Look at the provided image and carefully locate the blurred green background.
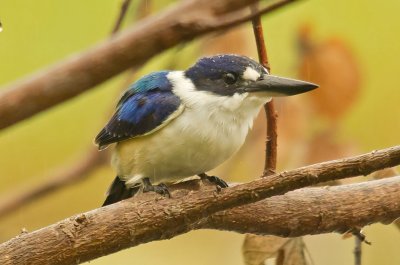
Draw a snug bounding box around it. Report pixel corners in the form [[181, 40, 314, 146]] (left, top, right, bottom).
[[0, 0, 399, 264]]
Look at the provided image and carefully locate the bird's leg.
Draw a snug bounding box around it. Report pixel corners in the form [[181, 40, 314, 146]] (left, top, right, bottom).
[[142, 177, 171, 197], [198, 173, 229, 188]]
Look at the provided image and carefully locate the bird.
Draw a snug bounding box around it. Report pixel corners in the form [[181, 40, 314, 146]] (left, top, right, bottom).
[[95, 54, 318, 206]]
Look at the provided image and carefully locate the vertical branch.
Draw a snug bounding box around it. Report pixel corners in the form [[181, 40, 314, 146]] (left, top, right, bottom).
[[275, 249, 285, 265], [251, 4, 278, 176], [354, 237, 362, 265], [351, 229, 369, 265], [243, 4, 283, 265], [111, 0, 132, 34]]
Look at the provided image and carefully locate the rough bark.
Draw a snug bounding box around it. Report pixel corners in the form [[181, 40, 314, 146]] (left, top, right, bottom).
[[0, 0, 296, 131], [202, 176, 400, 236], [0, 146, 399, 265]]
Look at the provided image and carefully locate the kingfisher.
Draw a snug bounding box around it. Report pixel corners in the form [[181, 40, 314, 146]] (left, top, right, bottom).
[[95, 54, 317, 206]]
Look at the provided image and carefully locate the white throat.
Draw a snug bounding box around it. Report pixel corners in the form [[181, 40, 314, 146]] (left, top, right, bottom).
[[167, 71, 269, 118]]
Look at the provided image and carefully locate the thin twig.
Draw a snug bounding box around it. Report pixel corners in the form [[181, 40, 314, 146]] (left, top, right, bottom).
[[111, 0, 132, 34], [263, 103, 278, 176], [276, 249, 285, 265], [251, 3, 278, 176], [354, 237, 362, 265], [251, 4, 271, 73], [248, 4, 281, 265], [215, 0, 298, 31]]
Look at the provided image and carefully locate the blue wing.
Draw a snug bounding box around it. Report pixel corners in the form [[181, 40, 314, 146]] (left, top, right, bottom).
[[95, 71, 183, 149]]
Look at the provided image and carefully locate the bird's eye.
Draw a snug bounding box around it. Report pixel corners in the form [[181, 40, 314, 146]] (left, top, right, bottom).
[[223, 72, 238, 85]]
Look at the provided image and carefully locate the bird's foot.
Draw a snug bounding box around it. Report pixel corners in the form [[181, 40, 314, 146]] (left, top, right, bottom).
[[142, 178, 171, 197], [198, 173, 229, 189]]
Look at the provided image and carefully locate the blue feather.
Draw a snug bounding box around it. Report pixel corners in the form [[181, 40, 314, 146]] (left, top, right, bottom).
[[95, 71, 181, 148], [116, 71, 172, 107], [118, 92, 180, 125]]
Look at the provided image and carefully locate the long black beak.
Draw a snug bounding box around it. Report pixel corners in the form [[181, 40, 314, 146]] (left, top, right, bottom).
[[245, 74, 318, 96]]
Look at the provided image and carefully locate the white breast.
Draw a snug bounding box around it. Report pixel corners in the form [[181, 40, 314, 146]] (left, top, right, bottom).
[[113, 71, 268, 186]]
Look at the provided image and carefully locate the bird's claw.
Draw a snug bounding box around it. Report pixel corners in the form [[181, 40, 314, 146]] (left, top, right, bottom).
[[207, 175, 229, 188], [198, 173, 229, 188], [142, 178, 171, 197], [153, 183, 171, 198]]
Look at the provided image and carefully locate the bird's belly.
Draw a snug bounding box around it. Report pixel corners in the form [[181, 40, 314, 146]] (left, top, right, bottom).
[[113, 109, 252, 185]]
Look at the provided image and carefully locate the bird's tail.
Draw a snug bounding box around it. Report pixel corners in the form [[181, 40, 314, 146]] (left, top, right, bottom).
[[102, 176, 140, 206]]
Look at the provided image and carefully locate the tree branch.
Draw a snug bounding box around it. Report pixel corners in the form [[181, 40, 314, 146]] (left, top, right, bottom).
[[251, 2, 278, 176], [0, 0, 298, 131], [247, 5, 280, 265], [200, 176, 400, 236], [111, 0, 132, 34], [0, 146, 399, 264], [354, 236, 362, 265]]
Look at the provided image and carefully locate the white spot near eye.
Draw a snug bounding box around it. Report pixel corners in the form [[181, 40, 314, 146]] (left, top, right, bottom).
[[242, 66, 260, 81]]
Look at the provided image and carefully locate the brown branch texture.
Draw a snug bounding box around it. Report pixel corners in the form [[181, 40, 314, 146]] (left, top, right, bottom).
[[0, 0, 297, 130], [0, 146, 399, 265]]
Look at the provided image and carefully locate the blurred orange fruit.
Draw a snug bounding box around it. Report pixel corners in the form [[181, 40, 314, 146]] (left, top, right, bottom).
[[298, 24, 362, 122]]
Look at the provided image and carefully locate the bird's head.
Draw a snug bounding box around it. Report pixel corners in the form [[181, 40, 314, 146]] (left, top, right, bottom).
[[184, 54, 317, 99]]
